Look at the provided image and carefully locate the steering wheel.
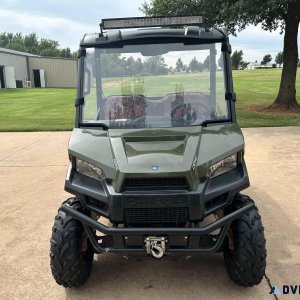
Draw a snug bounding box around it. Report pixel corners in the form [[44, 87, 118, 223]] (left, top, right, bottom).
[[171, 103, 188, 118], [170, 103, 190, 126], [171, 101, 211, 125]]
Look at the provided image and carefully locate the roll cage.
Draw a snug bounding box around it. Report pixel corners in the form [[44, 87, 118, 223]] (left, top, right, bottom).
[[74, 17, 236, 128]]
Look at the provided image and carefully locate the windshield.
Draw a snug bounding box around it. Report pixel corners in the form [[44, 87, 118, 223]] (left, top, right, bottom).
[[82, 43, 229, 128]]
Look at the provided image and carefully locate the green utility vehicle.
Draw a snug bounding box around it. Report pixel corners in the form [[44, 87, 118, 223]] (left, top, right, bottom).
[[50, 16, 266, 288]]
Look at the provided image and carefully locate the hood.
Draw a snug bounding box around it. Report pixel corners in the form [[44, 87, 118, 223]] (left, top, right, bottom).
[[68, 124, 244, 192]]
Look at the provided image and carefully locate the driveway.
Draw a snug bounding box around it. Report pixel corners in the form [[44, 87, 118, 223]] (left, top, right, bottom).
[[0, 127, 299, 299]]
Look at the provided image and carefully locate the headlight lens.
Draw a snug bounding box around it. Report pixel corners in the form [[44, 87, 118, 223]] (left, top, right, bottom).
[[76, 158, 104, 181], [208, 154, 237, 178]]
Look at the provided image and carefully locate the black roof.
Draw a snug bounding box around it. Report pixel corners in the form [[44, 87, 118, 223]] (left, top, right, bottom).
[[80, 27, 228, 48]]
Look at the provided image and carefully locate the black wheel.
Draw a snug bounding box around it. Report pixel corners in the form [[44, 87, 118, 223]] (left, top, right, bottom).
[[50, 198, 94, 287], [223, 193, 267, 287]]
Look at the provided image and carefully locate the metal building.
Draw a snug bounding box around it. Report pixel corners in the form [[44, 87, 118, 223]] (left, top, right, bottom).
[[0, 48, 37, 88], [0, 47, 77, 88], [28, 57, 77, 88]]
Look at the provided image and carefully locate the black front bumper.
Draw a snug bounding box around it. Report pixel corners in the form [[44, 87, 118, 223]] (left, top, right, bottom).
[[63, 162, 250, 254], [60, 201, 253, 254]]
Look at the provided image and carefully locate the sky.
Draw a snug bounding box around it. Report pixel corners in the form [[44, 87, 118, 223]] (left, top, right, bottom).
[[1, 0, 297, 65]]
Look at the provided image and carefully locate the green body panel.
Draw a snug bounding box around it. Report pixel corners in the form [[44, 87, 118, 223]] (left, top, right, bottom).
[[68, 123, 244, 192]]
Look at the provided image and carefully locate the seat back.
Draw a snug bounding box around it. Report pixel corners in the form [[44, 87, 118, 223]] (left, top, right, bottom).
[[104, 95, 146, 120], [103, 93, 211, 123]]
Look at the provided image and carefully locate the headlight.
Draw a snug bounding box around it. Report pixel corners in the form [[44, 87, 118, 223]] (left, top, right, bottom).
[[76, 158, 104, 181], [207, 154, 237, 178]]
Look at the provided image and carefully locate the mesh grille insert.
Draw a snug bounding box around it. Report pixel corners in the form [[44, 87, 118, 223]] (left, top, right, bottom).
[[125, 207, 189, 224], [123, 177, 189, 191]]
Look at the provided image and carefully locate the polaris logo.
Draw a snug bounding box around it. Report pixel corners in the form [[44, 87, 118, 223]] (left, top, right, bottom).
[[151, 165, 159, 171], [269, 285, 300, 295]]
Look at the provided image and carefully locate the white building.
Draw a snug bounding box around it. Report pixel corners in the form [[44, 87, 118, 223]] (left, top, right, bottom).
[[0, 48, 77, 88], [247, 62, 274, 70]]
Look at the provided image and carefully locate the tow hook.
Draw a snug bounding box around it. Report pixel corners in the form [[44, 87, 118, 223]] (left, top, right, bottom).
[[145, 236, 166, 258]]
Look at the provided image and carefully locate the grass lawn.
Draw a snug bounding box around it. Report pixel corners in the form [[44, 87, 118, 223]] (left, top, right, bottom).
[[0, 68, 299, 131], [0, 88, 76, 131], [234, 68, 300, 127]]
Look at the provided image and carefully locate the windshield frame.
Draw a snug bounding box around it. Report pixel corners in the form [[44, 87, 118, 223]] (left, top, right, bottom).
[[76, 40, 234, 129]]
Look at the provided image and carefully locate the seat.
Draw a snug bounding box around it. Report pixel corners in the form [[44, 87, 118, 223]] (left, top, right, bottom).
[[162, 92, 211, 123], [145, 99, 164, 116], [104, 95, 146, 120]]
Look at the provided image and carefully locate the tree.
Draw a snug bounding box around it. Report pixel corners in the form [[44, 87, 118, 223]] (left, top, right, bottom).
[[203, 55, 210, 70], [135, 58, 144, 75], [189, 57, 204, 72], [125, 56, 136, 75], [275, 51, 284, 67], [141, 0, 300, 110], [231, 50, 244, 70], [189, 57, 199, 72], [261, 54, 272, 66], [24, 33, 39, 54], [175, 58, 184, 72], [144, 55, 169, 75], [240, 61, 250, 70], [0, 32, 77, 58], [100, 53, 125, 77], [60, 47, 73, 58]]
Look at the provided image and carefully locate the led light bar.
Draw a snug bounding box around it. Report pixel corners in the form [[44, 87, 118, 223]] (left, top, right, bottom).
[[101, 16, 204, 30]]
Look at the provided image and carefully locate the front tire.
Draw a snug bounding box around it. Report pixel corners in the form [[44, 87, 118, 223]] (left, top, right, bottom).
[[50, 198, 94, 287], [223, 194, 267, 287]]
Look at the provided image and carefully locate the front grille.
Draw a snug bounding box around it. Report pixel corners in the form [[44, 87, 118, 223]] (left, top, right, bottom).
[[125, 207, 189, 224], [123, 177, 189, 191]]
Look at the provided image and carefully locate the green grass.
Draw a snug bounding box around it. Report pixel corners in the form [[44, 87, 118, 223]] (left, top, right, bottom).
[[234, 68, 300, 127], [101, 72, 212, 96], [0, 88, 76, 131], [0, 68, 299, 131]]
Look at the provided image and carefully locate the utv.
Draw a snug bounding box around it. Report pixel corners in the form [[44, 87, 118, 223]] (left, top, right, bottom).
[[50, 16, 266, 288]]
